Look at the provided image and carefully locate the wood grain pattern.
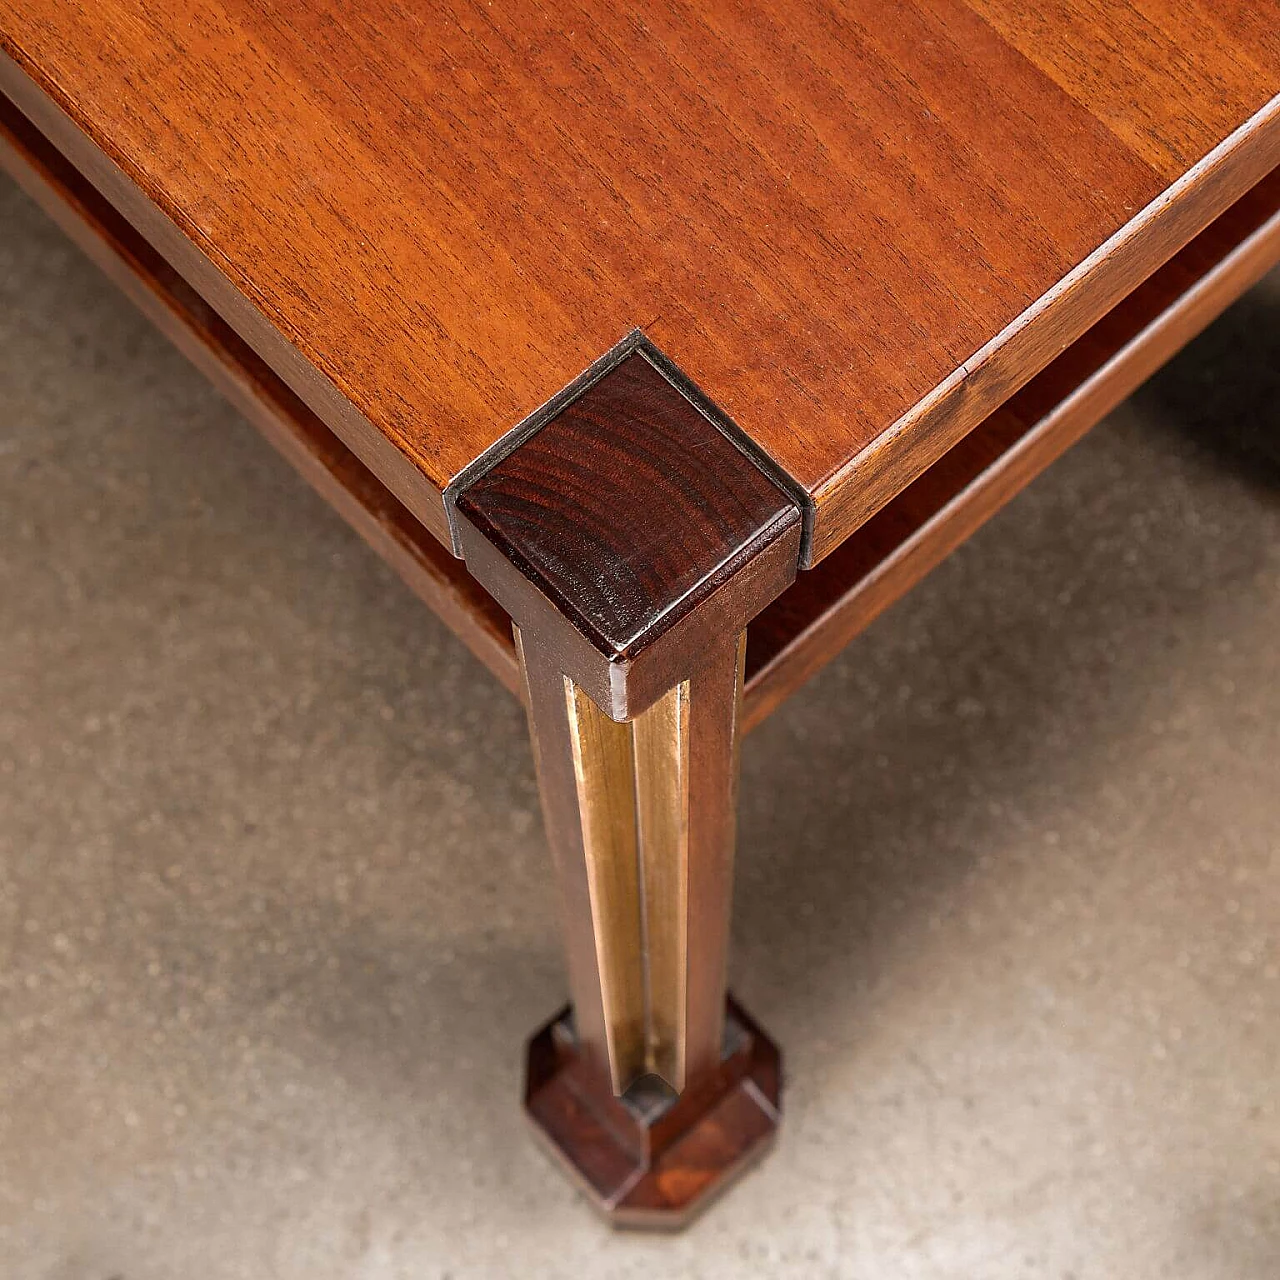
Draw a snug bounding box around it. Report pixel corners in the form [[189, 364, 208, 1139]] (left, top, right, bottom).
[[0, 90, 518, 693], [457, 355, 797, 659], [2, 3, 1276, 563], [745, 163, 1280, 726], [456, 353, 801, 719], [9, 85, 1275, 733]]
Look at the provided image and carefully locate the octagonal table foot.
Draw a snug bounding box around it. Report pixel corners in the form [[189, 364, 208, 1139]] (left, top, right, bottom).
[[524, 996, 781, 1229]]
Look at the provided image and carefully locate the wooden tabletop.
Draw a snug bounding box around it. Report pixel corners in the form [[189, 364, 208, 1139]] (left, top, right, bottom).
[[2, 2, 1277, 564]]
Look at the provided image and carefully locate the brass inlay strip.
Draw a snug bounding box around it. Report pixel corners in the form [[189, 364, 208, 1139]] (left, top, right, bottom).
[[633, 680, 691, 1091], [563, 677, 647, 1095]]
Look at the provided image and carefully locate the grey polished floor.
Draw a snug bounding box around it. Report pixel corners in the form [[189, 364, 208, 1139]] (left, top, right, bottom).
[[2, 173, 1279, 1279]]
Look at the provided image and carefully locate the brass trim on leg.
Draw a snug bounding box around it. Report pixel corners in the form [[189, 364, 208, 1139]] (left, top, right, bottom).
[[563, 676, 647, 1095], [633, 679, 691, 1091], [523, 636, 745, 1099]]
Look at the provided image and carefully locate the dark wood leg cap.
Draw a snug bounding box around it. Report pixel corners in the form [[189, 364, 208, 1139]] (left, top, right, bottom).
[[524, 996, 781, 1229]]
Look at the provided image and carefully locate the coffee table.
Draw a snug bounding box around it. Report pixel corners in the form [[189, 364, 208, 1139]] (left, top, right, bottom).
[[2, 1, 1277, 1227]]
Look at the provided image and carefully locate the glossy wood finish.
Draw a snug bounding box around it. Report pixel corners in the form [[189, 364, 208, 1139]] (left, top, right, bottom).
[[455, 353, 802, 720], [2, 5, 1277, 562], [804, 102, 1279, 563], [0, 91, 520, 697], [6, 5, 1278, 1232], [744, 164, 1280, 726], [525, 997, 780, 1228], [10, 84, 1277, 733], [9, 84, 1277, 734]]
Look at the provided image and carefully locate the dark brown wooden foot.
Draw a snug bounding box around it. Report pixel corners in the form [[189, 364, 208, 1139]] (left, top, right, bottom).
[[525, 995, 781, 1229]]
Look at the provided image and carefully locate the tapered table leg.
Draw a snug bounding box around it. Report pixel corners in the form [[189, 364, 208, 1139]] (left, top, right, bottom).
[[514, 626, 778, 1224], [453, 351, 802, 1226]]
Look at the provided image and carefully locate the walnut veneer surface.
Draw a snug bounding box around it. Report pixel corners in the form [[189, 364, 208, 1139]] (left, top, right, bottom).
[[1, 3, 1278, 562]]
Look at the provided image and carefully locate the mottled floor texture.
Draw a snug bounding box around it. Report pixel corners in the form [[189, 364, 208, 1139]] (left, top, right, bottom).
[[2, 172, 1280, 1280]]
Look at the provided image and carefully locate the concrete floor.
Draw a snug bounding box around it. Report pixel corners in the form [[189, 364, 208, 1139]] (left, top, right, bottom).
[[2, 171, 1279, 1279]]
